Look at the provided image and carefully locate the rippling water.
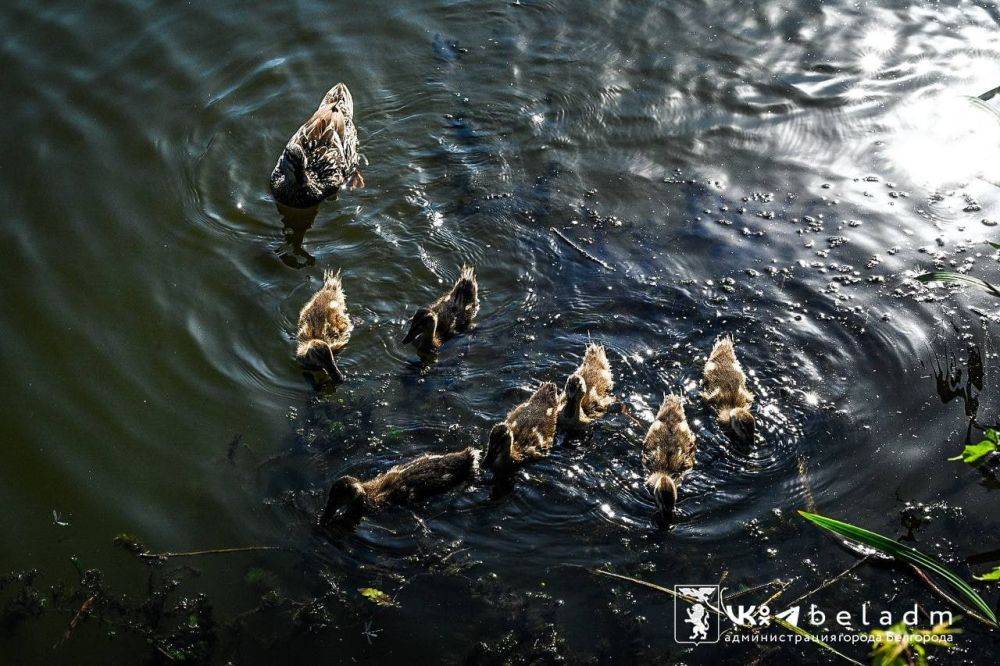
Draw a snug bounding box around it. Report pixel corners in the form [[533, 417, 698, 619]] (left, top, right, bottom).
[[3, 0, 1000, 662]]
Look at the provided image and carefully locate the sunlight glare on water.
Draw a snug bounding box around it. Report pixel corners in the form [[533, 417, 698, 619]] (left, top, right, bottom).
[[885, 95, 1000, 189]]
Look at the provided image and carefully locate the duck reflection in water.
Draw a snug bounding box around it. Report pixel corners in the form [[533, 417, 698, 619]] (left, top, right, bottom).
[[933, 341, 983, 421], [933, 338, 1000, 486], [276, 202, 319, 269]]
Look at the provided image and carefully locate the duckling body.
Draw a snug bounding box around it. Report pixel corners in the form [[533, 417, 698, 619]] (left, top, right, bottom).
[[484, 382, 560, 478], [270, 83, 364, 209], [320, 447, 479, 527], [702, 335, 755, 445], [559, 343, 615, 431], [402, 266, 479, 356], [643, 395, 697, 515], [295, 270, 353, 383]]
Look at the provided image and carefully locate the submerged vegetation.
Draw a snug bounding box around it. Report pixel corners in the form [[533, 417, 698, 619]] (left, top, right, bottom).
[[868, 620, 957, 666]]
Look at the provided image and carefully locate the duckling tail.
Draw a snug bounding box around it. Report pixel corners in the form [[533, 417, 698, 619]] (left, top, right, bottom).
[[323, 269, 342, 288], [453, 266, 478, 311]]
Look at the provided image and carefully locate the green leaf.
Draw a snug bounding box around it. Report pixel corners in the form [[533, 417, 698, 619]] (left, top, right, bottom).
[[915, 272, 1000, 298], [948, 439, 998, 466], [988, 241, 1000, 250], [798, 511, 998, 626], [358, 587, 397, 607], [974, 566, 1000, 581]]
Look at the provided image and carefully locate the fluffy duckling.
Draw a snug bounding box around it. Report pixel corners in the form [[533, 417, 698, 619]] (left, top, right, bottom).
[[401, 266, 479, 356], [484, 382, 560, 478], [702, 335, 755, 445], [295, 270, 353, 383], [319, 447, 479, 527], [643, 395, 697, 516], [558, 343, 616, 431], [270, 83, 364, 209]]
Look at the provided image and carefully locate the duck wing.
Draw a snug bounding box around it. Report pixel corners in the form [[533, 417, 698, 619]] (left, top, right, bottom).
[[291, 107, 350, 193]]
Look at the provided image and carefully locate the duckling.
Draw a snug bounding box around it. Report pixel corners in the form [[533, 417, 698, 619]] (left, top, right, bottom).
[[295, 269, 353, 383], [484, 382, 560, 478], [319, 447, 479, 527], [702, 335, 755, 445], [643, 395, 697, 515], [270, 83, 364, 209], [401, 266, 479, 356], [559, 343, 616, 431]]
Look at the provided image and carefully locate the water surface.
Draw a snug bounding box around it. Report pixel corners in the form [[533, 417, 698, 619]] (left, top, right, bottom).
[[2, 0, 1000, 662]]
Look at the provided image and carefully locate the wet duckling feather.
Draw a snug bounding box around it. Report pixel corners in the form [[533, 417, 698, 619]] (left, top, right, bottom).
[[702, 335, 755, 445], [484, 382, 560, 477], [402, 265, 479, 355], [559, 343, 616, 430], [320, 447, 479, 527], [295, 269, 353, 382], [642, 395, 697, 515]]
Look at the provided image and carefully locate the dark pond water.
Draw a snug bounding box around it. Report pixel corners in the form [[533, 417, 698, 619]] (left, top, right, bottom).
[[3, 0, 1000, 663]]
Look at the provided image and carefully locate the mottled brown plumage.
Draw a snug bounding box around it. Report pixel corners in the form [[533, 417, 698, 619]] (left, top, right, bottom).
[[295, 270, 353, 382], [320, 448, 479, 527], [484, 382, 560, 478], [558, 343, 616, 431], [642, 395, 697, 515], [270, 83, 364, 209], [402, 266, 479, 357], [702, 335, 755, 444]]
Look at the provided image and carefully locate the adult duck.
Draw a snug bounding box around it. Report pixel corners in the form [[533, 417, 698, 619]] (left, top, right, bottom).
[[270, 83, 364, 209]]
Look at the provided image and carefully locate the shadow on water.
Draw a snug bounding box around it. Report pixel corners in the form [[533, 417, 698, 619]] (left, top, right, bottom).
[[275, 203, 320, 269]]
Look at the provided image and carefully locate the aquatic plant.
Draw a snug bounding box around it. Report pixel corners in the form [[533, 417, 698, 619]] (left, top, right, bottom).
[[358, 587, 397, 607], [798, 512, 998, 626], [915, 271, 1000, 298], [948, 429, 999, 466], [975, 567, 1000, 582], [868, 619, 958, 666]]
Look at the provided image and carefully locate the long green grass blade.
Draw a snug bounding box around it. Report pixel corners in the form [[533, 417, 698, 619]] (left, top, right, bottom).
[[798, 512, 998, 626], [915, 272, 1000, 298]]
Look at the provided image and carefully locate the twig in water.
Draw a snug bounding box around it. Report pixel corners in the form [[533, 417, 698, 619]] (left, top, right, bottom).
[[591, 568, 862, 665], [772, 615, 863, 665], [550, 227, 615, 271], [54, 594, 97, 648], [137, 545, 283, 561], [784, 556, 870, 610], [910, 564, 996, 627]]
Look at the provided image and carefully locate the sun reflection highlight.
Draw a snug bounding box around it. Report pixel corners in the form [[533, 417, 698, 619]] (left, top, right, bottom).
[[883, 95, 1000, 188]]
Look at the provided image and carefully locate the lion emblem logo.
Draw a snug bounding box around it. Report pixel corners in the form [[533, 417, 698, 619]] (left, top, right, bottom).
[[674, 585, 720, 644]]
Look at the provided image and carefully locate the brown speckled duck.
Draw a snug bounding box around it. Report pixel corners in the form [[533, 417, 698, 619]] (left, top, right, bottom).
[[558, 343, 616, 431], [270, 83, 363, 209], [484, 382, 560, 478], [401, 266, 479, 356], [319, 447, 479, 527], [295, 270, 353, 383], [643, 395, 697, 515], [702, 335, 755, 445]]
